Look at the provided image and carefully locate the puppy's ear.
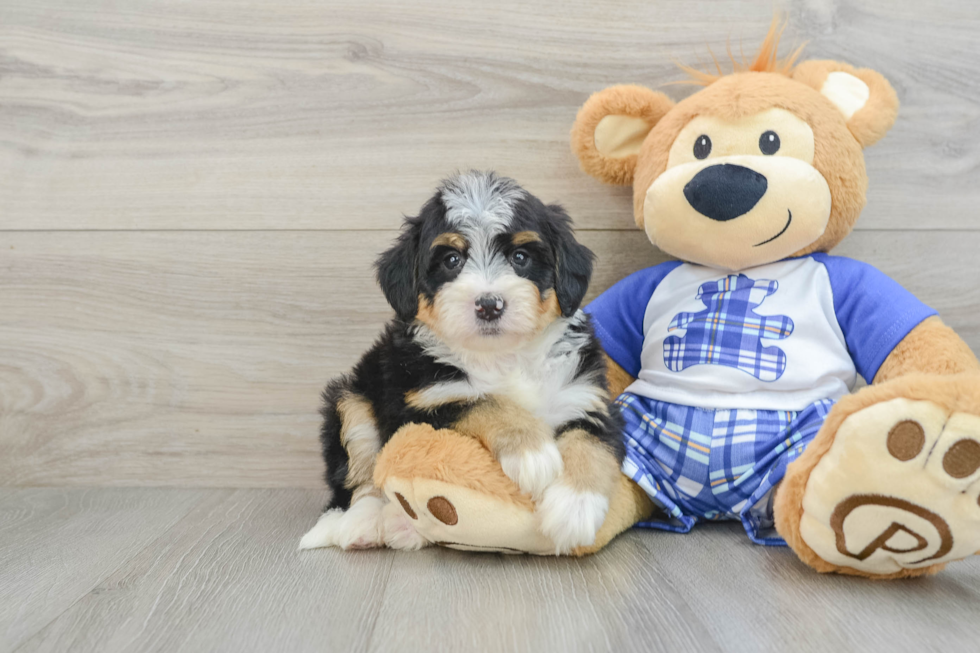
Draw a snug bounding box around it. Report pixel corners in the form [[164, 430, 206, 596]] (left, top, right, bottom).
[[375, 209, 426, 321], [547, 205, 595, 317], [571, 84, 674, 186], [793, 60, 899, 148]]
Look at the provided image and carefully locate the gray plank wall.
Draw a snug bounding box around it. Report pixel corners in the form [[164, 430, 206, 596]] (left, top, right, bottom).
[[1, 0, 978, 488]]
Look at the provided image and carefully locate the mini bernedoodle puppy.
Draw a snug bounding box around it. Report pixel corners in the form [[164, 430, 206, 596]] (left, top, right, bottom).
[[301, 171, 625, 554]]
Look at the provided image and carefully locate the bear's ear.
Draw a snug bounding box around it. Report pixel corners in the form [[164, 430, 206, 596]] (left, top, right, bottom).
[[571, 85, 674, 186], [793, 60, 899, 148]]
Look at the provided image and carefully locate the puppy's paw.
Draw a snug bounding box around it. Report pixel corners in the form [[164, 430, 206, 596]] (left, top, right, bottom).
[[538, 484, 609, 555], [298, 496, 384, 551], [299, 508, 346, 550], [499, 441, 563, 499], [382, 498, 430, 551]]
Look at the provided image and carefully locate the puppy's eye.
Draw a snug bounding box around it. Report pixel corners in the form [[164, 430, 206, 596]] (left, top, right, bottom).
[[759, 130, 780, 155], [693, 135, 711, 160], [511, 250, 530, 268], [443, 252, 463, 270]]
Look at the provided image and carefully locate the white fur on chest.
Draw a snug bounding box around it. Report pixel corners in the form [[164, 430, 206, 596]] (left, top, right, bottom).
[[413, 314, 605, 428]]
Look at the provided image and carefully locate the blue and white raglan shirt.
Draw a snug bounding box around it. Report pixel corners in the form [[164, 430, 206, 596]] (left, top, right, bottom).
[[585, 255, 937, 411]]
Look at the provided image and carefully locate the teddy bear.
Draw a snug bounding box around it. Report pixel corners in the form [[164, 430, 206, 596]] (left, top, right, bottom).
[[372, 23, 980, 578]]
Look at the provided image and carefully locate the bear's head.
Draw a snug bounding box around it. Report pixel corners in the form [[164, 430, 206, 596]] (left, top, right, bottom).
[[571, 23, 899, 271]]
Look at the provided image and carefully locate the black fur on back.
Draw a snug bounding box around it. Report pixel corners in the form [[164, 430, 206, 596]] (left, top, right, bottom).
[[555, 315, 627, 463], [320, 320, 469, 509]]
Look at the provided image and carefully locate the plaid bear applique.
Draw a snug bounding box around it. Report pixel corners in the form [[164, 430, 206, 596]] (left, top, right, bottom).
[[663, 274, 794, 381]]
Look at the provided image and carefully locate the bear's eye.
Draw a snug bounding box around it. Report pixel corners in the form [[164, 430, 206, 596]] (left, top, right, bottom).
[[693, 135, 712, 160], [443, 251, 463, 270], [759, 130, 780, 155]]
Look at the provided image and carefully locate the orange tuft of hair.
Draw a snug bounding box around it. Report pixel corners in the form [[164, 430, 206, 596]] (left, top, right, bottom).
[[676, 16, 807, 86]]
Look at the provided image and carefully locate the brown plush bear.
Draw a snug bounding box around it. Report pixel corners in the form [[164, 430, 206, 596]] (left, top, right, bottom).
[[374, 23, 980, 578]]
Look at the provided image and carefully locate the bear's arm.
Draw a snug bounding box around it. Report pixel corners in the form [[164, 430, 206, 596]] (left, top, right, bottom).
[[873, 316, 980, 384], [605, 354, 636, 397]]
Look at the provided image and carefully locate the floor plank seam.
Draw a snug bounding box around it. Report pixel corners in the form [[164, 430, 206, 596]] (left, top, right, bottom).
[[631, 534, 728, 653], [359, 554, 397, 653]]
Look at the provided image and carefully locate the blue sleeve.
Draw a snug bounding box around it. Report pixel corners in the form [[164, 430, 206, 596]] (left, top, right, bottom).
[[583, 261, 682, 378], [813, 254, 937, 383]]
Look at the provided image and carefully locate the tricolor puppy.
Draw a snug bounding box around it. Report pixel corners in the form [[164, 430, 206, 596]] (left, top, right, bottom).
[[300, 171, 625, 554]]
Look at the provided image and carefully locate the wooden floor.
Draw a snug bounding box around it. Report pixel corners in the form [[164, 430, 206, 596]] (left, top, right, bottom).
[[0, 487, 977, 653], [3, 0, 980, 650]]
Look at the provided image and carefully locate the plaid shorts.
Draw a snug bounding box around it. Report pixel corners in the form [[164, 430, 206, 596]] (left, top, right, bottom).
[[618, 393, 835, 546]]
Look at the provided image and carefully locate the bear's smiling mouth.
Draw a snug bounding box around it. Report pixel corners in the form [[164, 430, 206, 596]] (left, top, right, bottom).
[[753, 209, 793, 247]]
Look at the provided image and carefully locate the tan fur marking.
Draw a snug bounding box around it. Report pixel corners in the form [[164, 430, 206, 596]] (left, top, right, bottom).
[[556, 429, 621, 496], [512, 231, 542, 246], [337, 395, 382, 490], [430, 232, 467, 251], [534, 290, 562, 333], [404, 390, 423, 409], [415, 295, 440, 332], [453, 397, 552, 458], [404, 383, 479, 411]]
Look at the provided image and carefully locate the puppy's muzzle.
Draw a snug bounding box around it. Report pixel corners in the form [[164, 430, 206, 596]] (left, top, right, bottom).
[[684, 164, 768, 222], [475, 294, 505, 322]]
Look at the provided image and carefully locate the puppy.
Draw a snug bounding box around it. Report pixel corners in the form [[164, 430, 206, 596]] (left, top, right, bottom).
[[300, 171, 625, 554]]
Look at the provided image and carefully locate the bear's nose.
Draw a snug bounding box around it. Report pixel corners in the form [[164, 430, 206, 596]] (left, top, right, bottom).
[[683, 164, 768, 222]]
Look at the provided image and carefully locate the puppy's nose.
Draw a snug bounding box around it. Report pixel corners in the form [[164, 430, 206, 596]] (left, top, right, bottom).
[[475, 295, 505, 322], [683, 164, 768, 222]]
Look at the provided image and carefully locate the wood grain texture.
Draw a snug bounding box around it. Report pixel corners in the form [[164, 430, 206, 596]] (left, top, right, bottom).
[[17, 489, 392, 653], [2, 0, 979, 231], [1, 230, 977, 488], [367, 533, 719, 653], [6, 488, 980, 653], [0, 488, 205, 651], [642, 522, 980, 652]]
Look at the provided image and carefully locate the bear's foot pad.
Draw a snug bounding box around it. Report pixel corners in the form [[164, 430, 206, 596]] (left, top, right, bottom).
[[800, 398, 980, 576]]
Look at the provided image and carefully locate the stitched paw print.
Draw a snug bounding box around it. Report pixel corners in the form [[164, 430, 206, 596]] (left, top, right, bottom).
[[798, 397, 980, 575], [381, 477, 560, 556]]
